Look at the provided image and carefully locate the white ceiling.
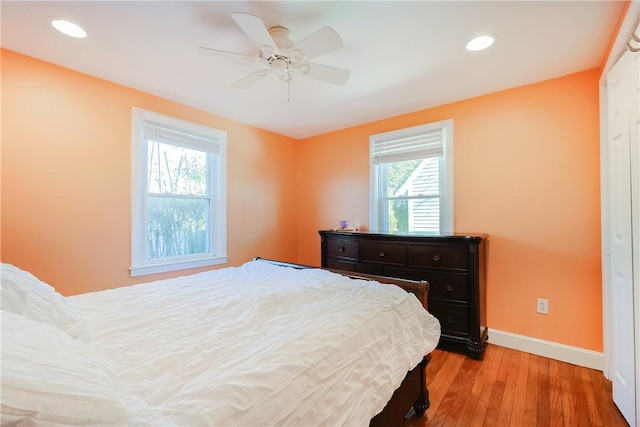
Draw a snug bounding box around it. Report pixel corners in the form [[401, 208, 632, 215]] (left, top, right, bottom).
[[1, 1, 625, 139]]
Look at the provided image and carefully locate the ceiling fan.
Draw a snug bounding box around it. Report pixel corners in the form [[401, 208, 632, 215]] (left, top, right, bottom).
[[199, 13, 350, 92]]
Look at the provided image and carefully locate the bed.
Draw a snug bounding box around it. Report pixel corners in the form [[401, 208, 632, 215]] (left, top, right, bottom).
[[1, 258, 440, 426]]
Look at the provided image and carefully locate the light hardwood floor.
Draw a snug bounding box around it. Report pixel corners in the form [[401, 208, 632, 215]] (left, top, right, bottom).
[[404, 344, 629, 427]]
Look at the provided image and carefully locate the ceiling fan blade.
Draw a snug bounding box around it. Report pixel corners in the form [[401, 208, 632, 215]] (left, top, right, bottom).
[[198, 46, 260, 63], [230, 13, 277, 52], [231, 69, 270, 89], [290, 26, 344, 61], [304, 62, 350, 86]]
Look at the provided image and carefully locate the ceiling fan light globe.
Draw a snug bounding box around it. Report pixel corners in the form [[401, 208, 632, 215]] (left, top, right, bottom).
[[289, 49, 305, 62], [299, 64, 311, 75]]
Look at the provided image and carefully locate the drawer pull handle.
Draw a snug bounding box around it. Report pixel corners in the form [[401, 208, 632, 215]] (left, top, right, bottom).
[[378, 250, 386, 257], [445, 284, 454, 292], [446, 316, 455, 324], [433, 254, 440, 261], [338, 246, 345, 252]]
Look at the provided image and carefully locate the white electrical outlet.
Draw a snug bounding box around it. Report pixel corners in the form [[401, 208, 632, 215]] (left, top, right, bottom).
[[537, 298, 549, 314]]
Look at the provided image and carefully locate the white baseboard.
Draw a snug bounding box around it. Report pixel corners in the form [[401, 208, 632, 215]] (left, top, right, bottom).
[[486, 329, 604, 371]]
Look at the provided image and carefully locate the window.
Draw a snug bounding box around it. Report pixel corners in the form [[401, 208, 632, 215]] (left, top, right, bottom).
[[130, 108, 227, 276], [369, 119, 453, 234]]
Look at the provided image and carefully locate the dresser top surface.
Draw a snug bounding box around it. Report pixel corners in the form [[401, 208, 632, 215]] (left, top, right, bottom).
[[319, 230, 488, 242]]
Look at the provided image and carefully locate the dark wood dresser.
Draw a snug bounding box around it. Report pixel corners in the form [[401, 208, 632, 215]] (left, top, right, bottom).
[[319, 230, 488, 359]]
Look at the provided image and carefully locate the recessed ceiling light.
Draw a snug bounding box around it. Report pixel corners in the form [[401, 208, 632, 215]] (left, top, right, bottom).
[[466, 34, 495, 52], [51, 19, 87, 38]]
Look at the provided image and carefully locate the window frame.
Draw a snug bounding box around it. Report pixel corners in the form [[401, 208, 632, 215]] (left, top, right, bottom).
[[130, 107, 227, 277], [369, 119, 454, 234]]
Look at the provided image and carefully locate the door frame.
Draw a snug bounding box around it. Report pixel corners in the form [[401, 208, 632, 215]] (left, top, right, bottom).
[[599, 0, 640, 387]]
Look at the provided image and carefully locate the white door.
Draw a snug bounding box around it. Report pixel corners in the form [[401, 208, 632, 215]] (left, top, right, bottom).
[[607, 47, 638, 425]]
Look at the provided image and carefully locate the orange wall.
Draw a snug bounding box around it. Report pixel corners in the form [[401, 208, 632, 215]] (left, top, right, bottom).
[[296, 69, 603, 352], [2, 48, 603, 352], [1, 49, 298, 295]]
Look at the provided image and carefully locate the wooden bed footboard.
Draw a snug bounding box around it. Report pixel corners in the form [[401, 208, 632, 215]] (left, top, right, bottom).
[[253, 258, 429, 310], [254, 257, 432, 426], [326, 268, 428, 311]]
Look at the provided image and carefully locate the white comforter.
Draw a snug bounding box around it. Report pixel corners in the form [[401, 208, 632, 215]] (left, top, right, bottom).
[[70, 260, 441, 426]]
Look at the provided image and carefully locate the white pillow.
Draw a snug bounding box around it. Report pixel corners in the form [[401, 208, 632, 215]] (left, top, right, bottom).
[[1, 263, 88, 339], [1, 310, 129, 426]]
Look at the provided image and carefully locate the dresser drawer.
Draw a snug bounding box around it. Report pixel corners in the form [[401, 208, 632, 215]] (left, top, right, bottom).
[[409, 244, 467, 269], [326, 259, 383, 275], [361, 241, 407, 266], [424, 272, 469, 302], [326, 237, 360, 260], [429, 302, 469, 335], [385, 267, 468, 302]]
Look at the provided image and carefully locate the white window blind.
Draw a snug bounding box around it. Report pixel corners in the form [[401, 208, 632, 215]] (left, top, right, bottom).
[[143, 120, 222, 154], [371, 127, 444, 165]]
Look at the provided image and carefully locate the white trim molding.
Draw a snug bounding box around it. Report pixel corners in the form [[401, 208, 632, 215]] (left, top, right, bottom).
[[487, 329, 604, 371]]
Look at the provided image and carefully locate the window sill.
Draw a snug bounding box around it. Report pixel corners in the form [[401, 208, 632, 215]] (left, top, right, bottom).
[[130, 255, 228, 277]]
